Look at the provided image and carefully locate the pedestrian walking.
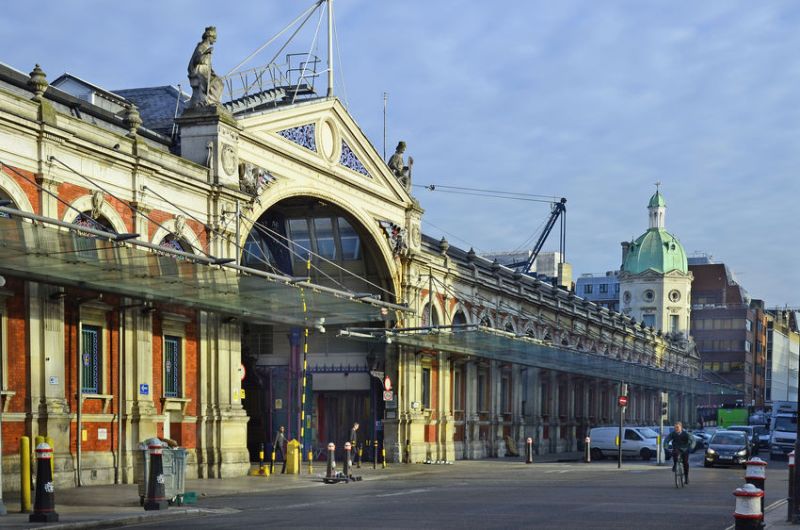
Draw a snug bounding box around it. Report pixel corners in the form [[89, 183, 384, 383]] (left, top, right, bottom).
[[273, 426, 288, 474], [349, 422, 360, 447]]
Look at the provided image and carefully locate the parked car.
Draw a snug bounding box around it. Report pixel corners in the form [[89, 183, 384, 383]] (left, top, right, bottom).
[[752, 425, 770, 449], [689, 430, 711, 449], [704, 430, 750, 468], [727, 425, 760, 455], [589, 426, 660, 461]]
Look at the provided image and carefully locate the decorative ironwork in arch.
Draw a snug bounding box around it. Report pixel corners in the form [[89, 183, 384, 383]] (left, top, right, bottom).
[[339, 140, 370, 177], [277, 123, 316, 152], [73, 212, 116, 233], [159, 234, 191, 253]]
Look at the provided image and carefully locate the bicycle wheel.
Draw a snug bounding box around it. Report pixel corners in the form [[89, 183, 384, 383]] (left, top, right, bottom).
[[674, 465, 684, 488]]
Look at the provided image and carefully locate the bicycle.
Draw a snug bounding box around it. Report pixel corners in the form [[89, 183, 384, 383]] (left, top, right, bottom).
[[674, 457, 685, 488]]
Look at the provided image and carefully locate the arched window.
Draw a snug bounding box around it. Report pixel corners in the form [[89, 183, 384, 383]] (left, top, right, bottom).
[[452, 310, 467, 327], [480, 315, 492, 328], [421, 303, 440, 327], [504, 321, 514, 333], [0, 190, 14, 219]]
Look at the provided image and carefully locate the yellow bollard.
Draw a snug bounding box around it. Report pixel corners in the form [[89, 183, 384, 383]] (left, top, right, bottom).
[[45, 436, 55, 477], [382, 447, 387, 469], [20, 436, 31, 512], [307, 450, 313, 474]]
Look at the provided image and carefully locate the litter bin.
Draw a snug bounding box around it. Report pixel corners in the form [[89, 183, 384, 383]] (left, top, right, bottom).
[[285, 440, 301, 475], [135, 441, 187, 505]]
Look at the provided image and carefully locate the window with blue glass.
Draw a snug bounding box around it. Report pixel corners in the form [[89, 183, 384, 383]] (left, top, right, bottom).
[[164, 336, 181, 398], [81, 325, 101, 394]]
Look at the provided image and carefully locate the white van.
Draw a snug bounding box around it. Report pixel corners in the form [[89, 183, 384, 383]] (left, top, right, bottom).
[[589, 426, 660, 461]]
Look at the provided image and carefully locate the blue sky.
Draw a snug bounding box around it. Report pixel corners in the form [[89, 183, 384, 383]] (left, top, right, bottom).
[[4, 1, 798, 305]]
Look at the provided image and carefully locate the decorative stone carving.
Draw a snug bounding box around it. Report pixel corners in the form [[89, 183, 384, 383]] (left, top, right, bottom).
[[187, 26, 224, 109], [174, 215, 186, 237], [238, 162, 276, 197], [387, 141, 413, 191], [379, 220, 407, 256], [90, 190, 104, 218], [123, 104, 142, 136], [28, 64, 48, 100], [220, 144, 237, 176]]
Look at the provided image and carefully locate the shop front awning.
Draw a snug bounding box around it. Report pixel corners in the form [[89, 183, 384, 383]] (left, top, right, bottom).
[[342, 326, 736, 395], [0, 207, 409, 327]]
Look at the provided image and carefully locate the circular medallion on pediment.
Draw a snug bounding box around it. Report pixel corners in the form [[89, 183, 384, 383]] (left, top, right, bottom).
[[221, 144, 237, 176], [318, 119, 338, 162]]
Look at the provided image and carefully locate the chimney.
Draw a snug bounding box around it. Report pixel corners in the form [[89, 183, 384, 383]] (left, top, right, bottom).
[[621, 241, 631, 269]]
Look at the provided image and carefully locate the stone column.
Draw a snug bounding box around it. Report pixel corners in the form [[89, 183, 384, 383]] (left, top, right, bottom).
[[437, 352, 454, 461], [489, 360, 501, 457], [549, 371, 559, 453], [465, 361, 480, 459], [566, 376, 577, 451]]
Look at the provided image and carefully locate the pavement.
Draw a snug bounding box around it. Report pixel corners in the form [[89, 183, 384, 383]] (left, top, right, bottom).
[[0, 456, 496, 529]]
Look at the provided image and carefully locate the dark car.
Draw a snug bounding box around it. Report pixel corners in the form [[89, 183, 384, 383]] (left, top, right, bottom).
[[704, 430, 750, 468], [727, 425, 759, 455]]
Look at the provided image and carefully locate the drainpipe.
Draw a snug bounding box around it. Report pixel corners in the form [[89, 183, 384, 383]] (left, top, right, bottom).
[[77, 316, 83, 487], [116, 306, 125, 484]]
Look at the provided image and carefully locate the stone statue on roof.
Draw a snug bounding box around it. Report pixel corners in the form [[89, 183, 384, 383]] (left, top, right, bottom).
[[387, 141, 413, 191], [187, 26, 224, 109]]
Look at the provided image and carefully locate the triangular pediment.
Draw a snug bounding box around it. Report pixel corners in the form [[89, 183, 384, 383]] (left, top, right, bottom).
[[236, 98, 413, 208]]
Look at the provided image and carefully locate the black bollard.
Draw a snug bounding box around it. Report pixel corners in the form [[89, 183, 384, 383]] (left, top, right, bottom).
[[29, 443, 58, 523], [344, 442, 352, 479], [789, 451, 795, 523], [373, 440, 378, 470], [525, 437, 533, 464], [584, 436, 591, 463], [405, 439, 411, 464], [143, 438, 168, 511], [357, 444, 362, 469], [326, 442, 336, 480]]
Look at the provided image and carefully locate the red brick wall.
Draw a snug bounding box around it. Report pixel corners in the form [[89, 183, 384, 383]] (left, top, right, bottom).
[[3, 165, 40, 214]]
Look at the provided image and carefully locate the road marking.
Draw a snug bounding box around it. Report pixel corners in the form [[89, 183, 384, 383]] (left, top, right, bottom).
[[375, 488, 431, 498]]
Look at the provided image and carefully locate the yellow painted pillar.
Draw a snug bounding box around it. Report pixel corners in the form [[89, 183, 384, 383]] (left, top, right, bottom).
[[20, 436, 31, 512]]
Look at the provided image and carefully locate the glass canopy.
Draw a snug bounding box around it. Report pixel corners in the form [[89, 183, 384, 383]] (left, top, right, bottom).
[[348, 327, 735, 395], [0, 210, 407, 326]]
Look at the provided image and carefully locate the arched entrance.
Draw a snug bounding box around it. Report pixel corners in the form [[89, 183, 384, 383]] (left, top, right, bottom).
[[240, 196, 397, 461]]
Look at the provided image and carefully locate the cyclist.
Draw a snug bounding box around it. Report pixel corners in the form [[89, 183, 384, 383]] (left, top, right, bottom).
[[665, 421, 694, 484]]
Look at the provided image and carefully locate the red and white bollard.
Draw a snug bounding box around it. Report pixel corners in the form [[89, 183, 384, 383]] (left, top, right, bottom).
[[733, 483, 764, 530], [584, 437, 591, 463], [789, 451, 795, 522], [745, 457, 767, 516]]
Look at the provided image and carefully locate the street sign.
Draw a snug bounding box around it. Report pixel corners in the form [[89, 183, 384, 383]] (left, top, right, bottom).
[[618, 395, 628, 407], [383, 376, 392, 392], [139, 383, 149, 395], [383, 390, 393, 401], [239, 363, 246, 381]]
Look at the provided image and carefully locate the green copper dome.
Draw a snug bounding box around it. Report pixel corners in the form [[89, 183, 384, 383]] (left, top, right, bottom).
[[622, 228, 688, 274], [648, 190, 666, 208]]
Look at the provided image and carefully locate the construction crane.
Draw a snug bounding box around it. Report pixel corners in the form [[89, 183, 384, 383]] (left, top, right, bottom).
[[510, 197, 567, 274]]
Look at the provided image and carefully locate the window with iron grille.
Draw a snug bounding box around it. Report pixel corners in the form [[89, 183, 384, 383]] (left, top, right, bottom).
[[164, 336, 181, 398], [81, 325, 101, 394]]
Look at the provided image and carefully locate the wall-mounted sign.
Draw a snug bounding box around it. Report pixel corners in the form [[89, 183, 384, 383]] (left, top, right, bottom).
[[139, 383, 149, 395], [383, 376, 392, 392], [48, 376, 59, 385], [275, 398, 283, 410], [383, 390, 393, 402], [98, 428, 108, 441]]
